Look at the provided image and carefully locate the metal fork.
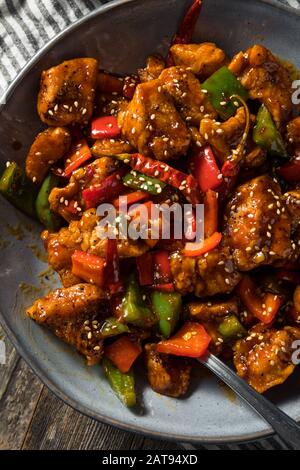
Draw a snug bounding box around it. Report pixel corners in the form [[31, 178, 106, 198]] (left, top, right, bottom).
[[198, 353, 300, 449]]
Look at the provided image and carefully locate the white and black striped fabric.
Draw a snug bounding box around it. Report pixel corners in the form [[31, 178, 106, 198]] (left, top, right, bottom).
[[0, 0, 298, 451]]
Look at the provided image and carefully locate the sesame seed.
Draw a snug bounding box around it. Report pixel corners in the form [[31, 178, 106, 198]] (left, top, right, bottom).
[[82, 108, 87, 115], [32, 176, 37, 183]]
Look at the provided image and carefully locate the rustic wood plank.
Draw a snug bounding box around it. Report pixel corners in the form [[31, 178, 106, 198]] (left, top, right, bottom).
[[1, 328, 180, 450], [0, 324, 19, 401], [0, 356, 43, 450], [23, 386, 180, 450]]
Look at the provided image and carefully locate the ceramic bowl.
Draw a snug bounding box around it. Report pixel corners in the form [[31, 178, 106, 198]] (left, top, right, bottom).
[[1, 0, 300, 444]]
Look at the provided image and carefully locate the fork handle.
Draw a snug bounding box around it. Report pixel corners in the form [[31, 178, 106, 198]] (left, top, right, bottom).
[[199, 353, 300, 449]]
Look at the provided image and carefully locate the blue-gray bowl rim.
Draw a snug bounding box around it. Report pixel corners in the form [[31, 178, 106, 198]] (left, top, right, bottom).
[[0, 0, 300, 445]]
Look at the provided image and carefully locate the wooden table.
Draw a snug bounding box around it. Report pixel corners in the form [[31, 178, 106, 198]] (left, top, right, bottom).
[[0, 324, 180, 450]]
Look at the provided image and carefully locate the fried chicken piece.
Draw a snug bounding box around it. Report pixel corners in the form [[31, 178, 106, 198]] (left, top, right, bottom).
[[170, 246, 241, 297], [95, 93, 128, 117], [170, 42, 226, 80], [199, 107, 247, 163], [159, 67, 216, 126], [188, 298, 239, 322], [229, 45, 293, 127], [119, 79, 191, 160], [91, 138, 133, 158], [145, 344, 192, 398], [284, 189, 300, 229], [243, 145, 267, 169], [224, 175, 293, 271], [26, 127, 71, 183], [38, 58, 98, 126], [42, 209, 98, 287], [287, 117, 300, 156], [43, 208, 149, 287], [294, 286, 300, 313], [138, 55, 166, 82], [234, 324, 300, 393], [49, 157, 118, 222], [27, 284, 108, 366]]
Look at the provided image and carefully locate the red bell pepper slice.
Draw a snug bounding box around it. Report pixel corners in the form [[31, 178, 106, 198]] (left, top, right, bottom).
[[105, 238, 124, 294], [221, 160, 240, 178], [98, 71, 124, 95], [136, 252, 154, 286], [71, 250, 106, 287], [167, 0, 203, 66], [191, 146, 222, 193], [64, 199, 79, 216], [153, 250, 171, 284], [105, 335, 142, 373], [112, 191, 149, 210], [91, 116, 121, 140], [237, 275, 282, 324], [204, 189, 218, 238], [63, 139, 92, 178], [157, 321, 211, 358], [118, 153, 201, 205], [183, 231, 222, 257], [277, 158, 300, 183], [83, 168, 128, 209]]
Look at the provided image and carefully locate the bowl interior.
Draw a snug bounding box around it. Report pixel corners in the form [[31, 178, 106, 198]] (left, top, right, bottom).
[[1, 0, 300, 443]]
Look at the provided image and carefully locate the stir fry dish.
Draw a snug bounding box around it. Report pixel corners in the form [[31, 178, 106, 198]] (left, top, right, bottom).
[[2, 0, 300, 407]]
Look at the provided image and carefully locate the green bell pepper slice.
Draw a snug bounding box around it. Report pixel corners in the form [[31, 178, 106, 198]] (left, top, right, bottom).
[[218, 315, 247, 341], [253, 105, 288, 157], [0, 162, 37, 218], [151, 291, 182, 338], [122, 274, 156, 328], [35, 173, 62, 231], [100, 317, 130, 338], [103, 358, 136, 407], [202, 66, 248, 120], [123, 171, 166, 195]]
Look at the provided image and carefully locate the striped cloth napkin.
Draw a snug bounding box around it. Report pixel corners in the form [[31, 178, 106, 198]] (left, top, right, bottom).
[[0, 0, 298, 451]]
